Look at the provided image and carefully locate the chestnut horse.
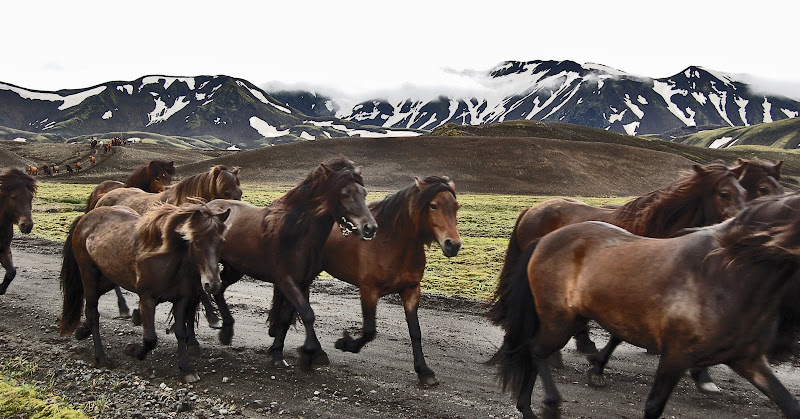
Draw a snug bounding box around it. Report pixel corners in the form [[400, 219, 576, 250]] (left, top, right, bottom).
[[95, 165, 241, 214], [27, 165, 38, 176], [85, 160, 176, 212], [293, 175, 460, 386], [497, 163, 746, 362], [205, 157, 378, 367], [0, 168, 36, 295], [488, 193, 800, 419], [58, 203, 230, 382]]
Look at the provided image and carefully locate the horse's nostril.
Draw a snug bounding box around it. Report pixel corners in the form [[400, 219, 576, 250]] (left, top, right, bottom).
[[364, 224, 377, 237]]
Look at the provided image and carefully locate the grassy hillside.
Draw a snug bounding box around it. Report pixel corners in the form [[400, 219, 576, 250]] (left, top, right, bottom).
[[668, 118, 800, 149], [0, 125, 229, 149]]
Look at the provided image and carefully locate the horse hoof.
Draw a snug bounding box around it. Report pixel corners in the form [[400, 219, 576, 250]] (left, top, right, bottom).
[[117, 310, 131, 319], [187, 342, 201, 355], [218, 327, 233, 346], [418, 374, 440, 387], [696, 381, 721, 394], [124, 343, 140, 358], [587, 370, 606, 388], [312, 352, 330, 366], [208, 319, 223, 329], [96, 357, 115, 369], [131, 310, 142, 326], [547, 352, 564, 369], [74, 327, 91, 341], [183, 372, 201, 383], [541, 403, 560, 419]]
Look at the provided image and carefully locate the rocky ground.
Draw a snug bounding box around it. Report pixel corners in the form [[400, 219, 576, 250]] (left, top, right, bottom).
[[1, 235, 798, 418]]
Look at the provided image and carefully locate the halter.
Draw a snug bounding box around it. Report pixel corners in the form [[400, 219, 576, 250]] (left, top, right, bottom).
[[339, 216, 373, 240]]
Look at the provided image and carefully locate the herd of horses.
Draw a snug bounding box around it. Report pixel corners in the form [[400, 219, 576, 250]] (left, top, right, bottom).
[[0, 155, 799, 417]]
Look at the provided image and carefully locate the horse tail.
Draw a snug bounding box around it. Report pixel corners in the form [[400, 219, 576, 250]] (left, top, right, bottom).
[[85, 189, 99, 212], [59, 216, 85, 335], [488, 209, 529, 326], [486, 239, 540, 395]]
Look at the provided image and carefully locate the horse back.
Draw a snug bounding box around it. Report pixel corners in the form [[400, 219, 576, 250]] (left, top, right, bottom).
[[86, 180, 124, 212], [207, 200, 275, 280], [75, 206, 140, 289], [94, 187, 162, 215], [515, 198, 616, 251]]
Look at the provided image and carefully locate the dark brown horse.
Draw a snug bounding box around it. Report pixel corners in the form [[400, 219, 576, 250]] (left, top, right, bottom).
[[85, 160, 176, 212], [498, 163, 746, 359], [0, 168, 36, 295], [58, 203, 230, 382], [308, 176, 460, 386], [736, 157, 784, 200], [488, 193, 800, 419], [205, 157, 378, 367], [95, 165, 241, 214]]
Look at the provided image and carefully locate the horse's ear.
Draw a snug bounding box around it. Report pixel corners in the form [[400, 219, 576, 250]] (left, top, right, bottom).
[[354, 166, 362, 176], [320, 163, 333, 175], [737, 158, 746, 165], [774, 161, 784, 180], [415, 177, 427, 190], [217, 208, 232, 223], [692, 164, 709, 176], [448, 180, 456, 190], [231, 166, 240, 176], [730, 161, 748, 178]]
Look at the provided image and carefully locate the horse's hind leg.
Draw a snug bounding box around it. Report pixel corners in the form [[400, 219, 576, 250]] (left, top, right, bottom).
[[84, 292, 111, 367], [0, 246, 17, 295], [643, 358, 685, 419], [275, 276, 327, 368], [113, 286, 131, 318], [125, 297, 158, 360], [728, 356, 800, 418], [587, 335, 623, 387], [573, 324, 598, 354], [690, 366, 720, 393]]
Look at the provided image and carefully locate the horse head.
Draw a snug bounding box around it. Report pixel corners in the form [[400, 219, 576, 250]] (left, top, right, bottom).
[[733, 158, 785, 201], [415, 176, 461, 257], [693, 163, 746, 223], [321, 159, 377, 241], [149, 160, 176, 192], [174, 203, 230, 295], [0, 168, 36, 234], [210, 165, 242, 200]]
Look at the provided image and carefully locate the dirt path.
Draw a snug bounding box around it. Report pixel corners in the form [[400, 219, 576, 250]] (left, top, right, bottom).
[[0, 236, 796, 418]]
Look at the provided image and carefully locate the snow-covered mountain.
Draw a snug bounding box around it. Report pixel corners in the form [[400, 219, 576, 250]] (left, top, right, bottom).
[[277, 60, 800, 136], [0, 75, 419, 149]]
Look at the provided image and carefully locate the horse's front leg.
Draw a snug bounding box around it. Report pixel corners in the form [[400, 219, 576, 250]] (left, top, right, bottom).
[[200, 292, 221, 329], [172, 297, 200, 383], [728, 356, 800, 418], [400, 285, 439, 387], [125, 297, 157, 360], [0, 245, 17, 295], [335, 286, 378, 353], [273, 276, 327, 368], [216, 263, 244, 345]]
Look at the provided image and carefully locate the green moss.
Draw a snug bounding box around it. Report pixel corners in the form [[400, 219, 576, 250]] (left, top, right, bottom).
[[0, 358, 86, 419]]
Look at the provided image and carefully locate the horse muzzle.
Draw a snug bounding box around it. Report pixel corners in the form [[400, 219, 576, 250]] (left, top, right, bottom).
[[339, 217, 378, 241], [441, 238, 461, 257], [203, 280, 221, 295], [18, 219, 33, 234]]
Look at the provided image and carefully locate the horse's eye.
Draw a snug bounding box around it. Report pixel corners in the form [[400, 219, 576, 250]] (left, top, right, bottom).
[[719, 192, 730, 200], [430, 203, 438, 210], [759, 187, 770, 195]]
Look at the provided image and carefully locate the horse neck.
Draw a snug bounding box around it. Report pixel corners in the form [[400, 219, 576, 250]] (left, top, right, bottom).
[[162, 174, 209, 204], [271, 193, 336, 251], [374, 187, 426, 241], [617, 187, 711, 237]]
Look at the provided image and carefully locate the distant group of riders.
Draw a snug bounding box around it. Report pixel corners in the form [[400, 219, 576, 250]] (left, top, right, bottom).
[[27, 137, 130, 177]]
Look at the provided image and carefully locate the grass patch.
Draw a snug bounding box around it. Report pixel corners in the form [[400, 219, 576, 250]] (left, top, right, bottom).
[[27, 183, 629, 301], [0, 358, 86, 419]]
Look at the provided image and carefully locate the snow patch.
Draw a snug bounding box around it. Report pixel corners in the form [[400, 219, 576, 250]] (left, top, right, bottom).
[[249, 117, 289, 137], [652, 80, 696, 126], [709, 136, 735, 149], [624, 95, 644, 119], [140, 76, 196, 91], [781, 109, 799, 118], [226, 145, 241, 151], [637, 95, 648, 105], [763, 98, 773, 123], [116, 85, 133, 95], [236, 81, 291, 113], [147, 96, 190, 126], [735, 97, 749, 126], [299, 131, 315, 140], [12, 137, 26, 142], [623, 121, 639, 136], [102, 111, 112, 120]]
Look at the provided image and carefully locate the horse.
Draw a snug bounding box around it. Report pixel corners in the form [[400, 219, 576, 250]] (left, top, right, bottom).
[[94, 164, 237, 325], [74, 162, 82, 171], [41, 165, 52, 176], [95, 165, 241, 214], [66, 164, 73, 174], [0, 168, 36, 295], [496, 163, 746, 361], [488, 193, 800, 419], [58, 202, 230, 383], [52, 165, 60, 174], [27, 165, 38, 176], [85, 160, 176, 212], [89, 155, 96, 165], [204, 157, 378, 367], [736, 157, 784, 200]]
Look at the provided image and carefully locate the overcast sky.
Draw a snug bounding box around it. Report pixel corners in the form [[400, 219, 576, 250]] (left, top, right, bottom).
[[3, 0, 800, 100]]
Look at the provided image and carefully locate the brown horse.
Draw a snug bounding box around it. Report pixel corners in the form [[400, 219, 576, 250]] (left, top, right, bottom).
[[736, 157, 784, 200], [41, 165, 52, 176], [89, 155, 96, 165], [0, 168, 36, 295], [85, 160, 176, 212], [497, 163, 746, 358], [205, 157, 378, 367], [27, 165, 38, 176], [488, 193, 800, 419], [74, 162, 82, 171], [52, 165, 60, 174], [58, 203, 230, 382], [301, 176, 460, 386], [95, 165, 241, 214]]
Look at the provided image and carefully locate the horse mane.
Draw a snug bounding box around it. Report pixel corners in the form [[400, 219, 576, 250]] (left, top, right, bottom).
[[616, 163, 734, 237], [371, 176, 455, 243], [167, 165, 240, 203], [124, 160, 175, 192], [0, 167, 37, 197], [135, 202, 222, 258], [268, 157, 363, 242]]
